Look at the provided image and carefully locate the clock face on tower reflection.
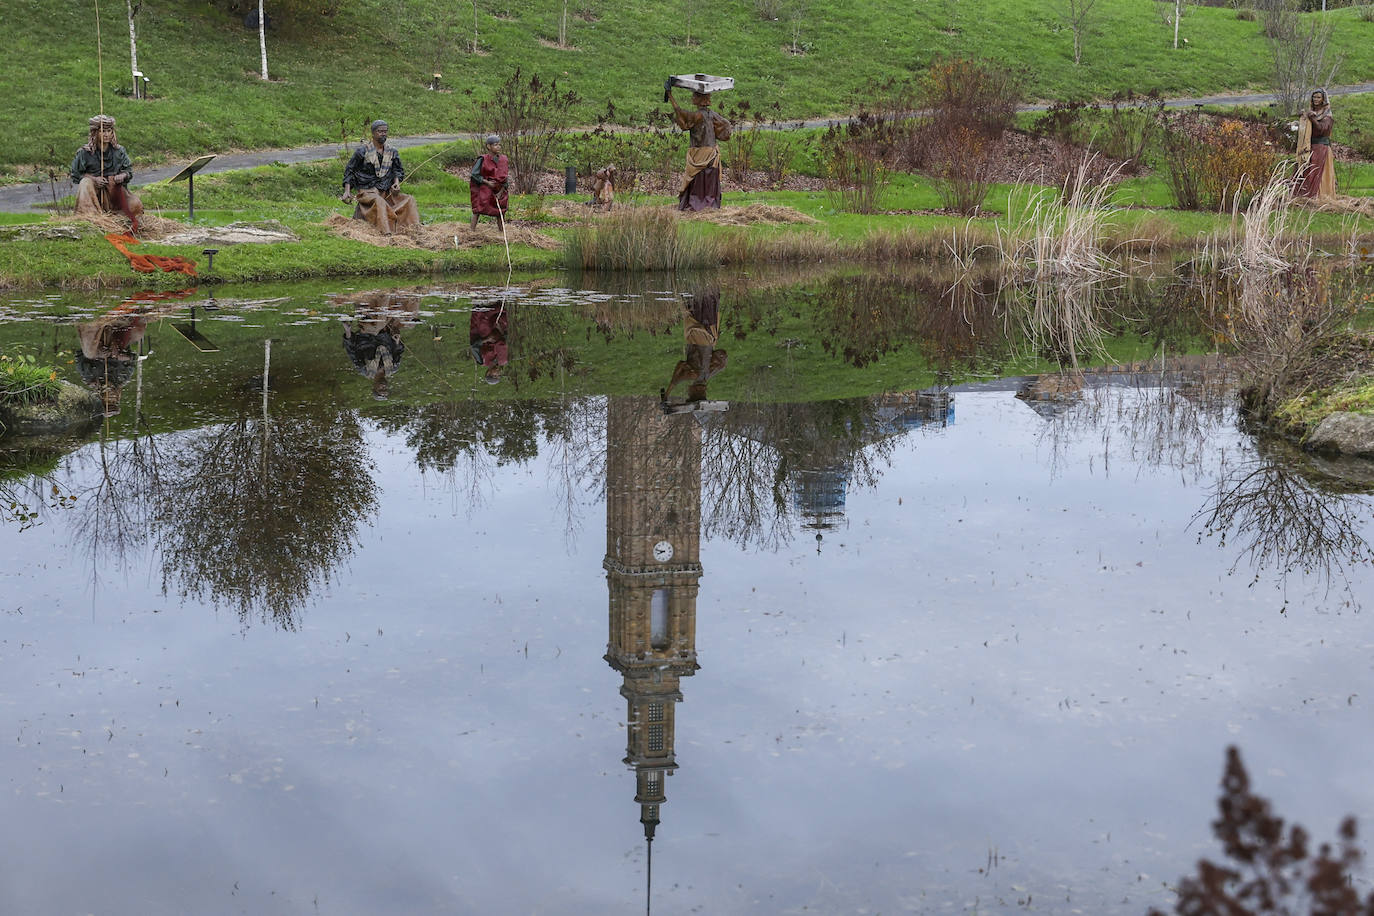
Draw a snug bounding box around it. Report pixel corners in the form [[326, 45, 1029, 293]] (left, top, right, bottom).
[[653, 540, 674, 563]]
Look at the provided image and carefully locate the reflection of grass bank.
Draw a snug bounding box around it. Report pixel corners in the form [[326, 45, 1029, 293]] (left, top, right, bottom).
[[1211, 266, 1374, 445], [3, 150, 1374, 289]]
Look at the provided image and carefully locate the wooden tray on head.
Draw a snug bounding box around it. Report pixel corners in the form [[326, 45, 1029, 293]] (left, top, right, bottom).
[[667, 74, 734, 94]]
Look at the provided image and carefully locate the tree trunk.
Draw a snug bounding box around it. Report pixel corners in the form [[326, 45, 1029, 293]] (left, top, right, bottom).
[[471, 0, 479, 53], [258, 0, 269, 81], [559, 0, 568, 48], [125, 0, 140, 91], [1173, 0, 1180, 49]]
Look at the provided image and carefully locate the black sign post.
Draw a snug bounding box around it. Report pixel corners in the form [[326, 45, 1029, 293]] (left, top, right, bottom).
[[169, 155, 217, 220]]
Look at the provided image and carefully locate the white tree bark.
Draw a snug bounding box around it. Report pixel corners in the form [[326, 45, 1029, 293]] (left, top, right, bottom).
[[1174, 0, 1180, 49], [258, 0, 269, 81], [126, 0, 140, 91]]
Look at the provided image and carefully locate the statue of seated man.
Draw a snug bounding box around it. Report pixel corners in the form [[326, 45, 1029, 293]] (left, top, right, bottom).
[[341, 120, 420, 235], [70, 115, 144, 231]]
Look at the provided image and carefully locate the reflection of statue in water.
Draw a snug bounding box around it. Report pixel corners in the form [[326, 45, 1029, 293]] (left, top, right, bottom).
[[74, 292, 192, 417], [338, 290, 421, 400], [662, 287, 727, 410], [469, 300, 511, 385]]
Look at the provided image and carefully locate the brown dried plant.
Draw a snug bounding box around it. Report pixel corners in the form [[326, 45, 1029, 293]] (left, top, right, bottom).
[[1150, 747, 1374, 916]]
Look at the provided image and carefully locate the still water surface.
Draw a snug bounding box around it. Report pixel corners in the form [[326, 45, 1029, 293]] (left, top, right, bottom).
[[2, 274, 1373, 914]]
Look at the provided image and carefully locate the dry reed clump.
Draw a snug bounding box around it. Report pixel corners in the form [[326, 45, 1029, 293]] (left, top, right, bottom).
[[323, 214, 560, 251], [565, 205, 722, 271], [997, 156, 1129, 283], [1191, 168, 1314, 277]]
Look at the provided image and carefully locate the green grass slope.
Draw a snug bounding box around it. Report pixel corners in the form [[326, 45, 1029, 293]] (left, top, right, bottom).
[[4, 0, 1372, 173]]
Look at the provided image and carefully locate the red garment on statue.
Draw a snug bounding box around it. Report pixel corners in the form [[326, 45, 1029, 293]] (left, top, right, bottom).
[[1296, 143, 1332, 198], [470, 154, 510, 217]]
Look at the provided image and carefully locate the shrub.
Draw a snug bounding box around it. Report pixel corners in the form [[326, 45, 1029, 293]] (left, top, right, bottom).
[[757, 130, 804, 188], [1161, 115, 1277, 211], [1149, 747, 1374, 916], [929, 127, 998, 215], [479, 68, 582, 194], [819, 115, 897, 213], [921, 57, 1022, 142]]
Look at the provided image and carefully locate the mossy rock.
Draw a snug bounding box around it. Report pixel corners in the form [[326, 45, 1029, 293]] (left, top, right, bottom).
[[0, 223, 102, 243], [0, 380, 102, 437]]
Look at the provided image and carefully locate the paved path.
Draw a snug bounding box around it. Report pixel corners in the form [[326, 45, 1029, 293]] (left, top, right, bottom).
[[5, 82, 1374, 214]]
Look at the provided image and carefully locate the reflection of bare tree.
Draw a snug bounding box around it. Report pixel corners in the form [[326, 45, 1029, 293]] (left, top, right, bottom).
[[699, 398, 904, 551], [1193, 438, 1374, 601], [154, 406, 374, 630], [1025, 359, 1237, 483]]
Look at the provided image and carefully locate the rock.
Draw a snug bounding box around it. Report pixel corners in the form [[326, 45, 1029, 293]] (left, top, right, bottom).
[[0, 223, 98, 242], [0, 381, 103, 438], [158, 220, 299, 246], [1306, 412, 1374, 458]]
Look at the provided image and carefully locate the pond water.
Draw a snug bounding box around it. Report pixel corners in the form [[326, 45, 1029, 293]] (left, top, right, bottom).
[[3, 269, 1374, 914]]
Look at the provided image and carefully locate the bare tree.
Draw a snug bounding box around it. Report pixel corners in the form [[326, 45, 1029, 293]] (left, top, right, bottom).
[[470, 0, 481, 53], [1055, 0, 1100, 65], [125, 0, 142, 93], [1266, 4, 1343, 115], [258, 0, 269, 80], [788, 0, 811, 53], [1155, 0, 1185, 50], [558, 0, 569, 48]]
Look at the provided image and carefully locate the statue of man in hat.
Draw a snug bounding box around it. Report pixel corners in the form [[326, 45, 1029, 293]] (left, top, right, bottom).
[[666, 87, 732, 211], [469, 134, 510, 228], [70, 115, 144, 231], [342, 120, 421, 235]]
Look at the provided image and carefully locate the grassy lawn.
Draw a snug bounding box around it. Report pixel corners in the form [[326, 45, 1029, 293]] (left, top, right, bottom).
[[2, 134, 1371, 290], [3, 0, 1373, 178]]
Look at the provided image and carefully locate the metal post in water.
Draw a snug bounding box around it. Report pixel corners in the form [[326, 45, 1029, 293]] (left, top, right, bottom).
[[262, 338, 271, 421]]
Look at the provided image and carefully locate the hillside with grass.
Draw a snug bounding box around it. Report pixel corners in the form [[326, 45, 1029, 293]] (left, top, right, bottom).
[[5, 0, 1372, 175]]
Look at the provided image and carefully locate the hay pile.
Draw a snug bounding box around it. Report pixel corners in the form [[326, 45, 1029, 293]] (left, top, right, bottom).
[[323, 214, 561, 250], [683, 204, 818, 226], [58, 211, 190, 239], [1289, 195, 1374, 217]]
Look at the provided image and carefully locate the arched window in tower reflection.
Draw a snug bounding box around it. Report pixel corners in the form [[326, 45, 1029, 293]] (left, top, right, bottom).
[[650, 588, 670, 649], [337, 290, 421, 400], [469, 299, 511, 385]]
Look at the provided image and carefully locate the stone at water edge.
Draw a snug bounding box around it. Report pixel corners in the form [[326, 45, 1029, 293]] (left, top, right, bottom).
[[1306, 411, 1374, 458], [0, 381, 102, 437]]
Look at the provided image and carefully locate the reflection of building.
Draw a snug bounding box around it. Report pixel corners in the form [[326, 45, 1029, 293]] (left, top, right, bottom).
[[875, 389, 954, 432], [795, 466, 848, 531], [603, 396, 703, 867], [793, 388, 954, 531]]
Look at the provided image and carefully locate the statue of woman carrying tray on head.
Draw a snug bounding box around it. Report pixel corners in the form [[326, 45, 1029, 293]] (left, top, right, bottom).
[[664, 74, 734, 211]]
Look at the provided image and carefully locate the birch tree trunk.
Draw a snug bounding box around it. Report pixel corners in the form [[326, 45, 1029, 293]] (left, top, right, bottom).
[[258, 0, 269, 81], [1174, 0, 1180, 49], [126, 0, 140, 91]]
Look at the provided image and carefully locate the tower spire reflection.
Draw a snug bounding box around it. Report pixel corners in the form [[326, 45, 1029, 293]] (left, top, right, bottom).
[[603, 395, 708, 910]]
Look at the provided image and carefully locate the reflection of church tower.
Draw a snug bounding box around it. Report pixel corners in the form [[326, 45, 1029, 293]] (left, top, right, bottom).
[[604, 395, 703, 853]]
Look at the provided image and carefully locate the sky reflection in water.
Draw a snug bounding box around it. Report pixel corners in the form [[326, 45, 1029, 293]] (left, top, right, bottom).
[[2, 278, 1374, 915]]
